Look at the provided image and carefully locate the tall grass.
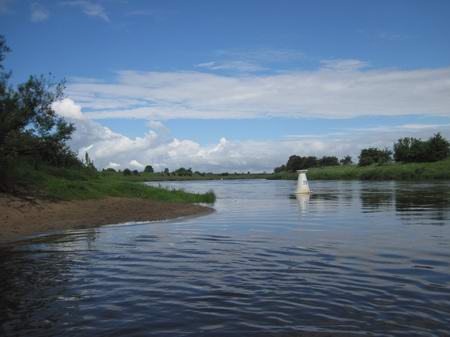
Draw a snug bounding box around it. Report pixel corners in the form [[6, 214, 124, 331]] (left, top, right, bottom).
[[14, 163, 216, 203]]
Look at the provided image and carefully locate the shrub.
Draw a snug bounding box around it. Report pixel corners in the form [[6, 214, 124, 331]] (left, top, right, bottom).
[[340, 155, 353, 165], [144, 165, 154, 173], [358, 148, 392, 166], [394, 133, 449, 163]]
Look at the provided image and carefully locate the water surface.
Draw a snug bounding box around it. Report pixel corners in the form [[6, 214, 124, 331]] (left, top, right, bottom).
[[1, 180, 450, 337]]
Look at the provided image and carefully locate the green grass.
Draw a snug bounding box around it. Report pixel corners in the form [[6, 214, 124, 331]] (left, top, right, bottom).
[[13, 164, 215, 203], [268, 158, 450, 181]]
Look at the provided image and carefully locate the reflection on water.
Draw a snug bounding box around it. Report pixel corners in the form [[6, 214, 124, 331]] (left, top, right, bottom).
[[1, 180, 450, 337], [294, 193, 310, 213], [395, 184, 450, 225]]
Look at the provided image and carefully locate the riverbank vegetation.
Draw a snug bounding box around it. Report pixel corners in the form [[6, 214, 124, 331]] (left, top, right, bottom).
[[9, 161, 216, 203], [269, 158, 450, 180], [0, 36, 214, 204], [123, 158, 450, 182], [271, 133, 450, 180]]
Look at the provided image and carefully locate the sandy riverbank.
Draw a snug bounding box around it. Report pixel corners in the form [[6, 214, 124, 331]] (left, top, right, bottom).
[[0, 194, 213, 243]]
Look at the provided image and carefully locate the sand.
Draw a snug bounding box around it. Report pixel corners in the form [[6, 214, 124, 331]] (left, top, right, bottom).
[[0, 194, 213, 243]]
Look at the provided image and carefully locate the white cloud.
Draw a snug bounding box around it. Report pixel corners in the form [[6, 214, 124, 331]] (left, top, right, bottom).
[[196, 48, 304, 73], [53, 98, 85, 119], [129, 159, 144, 169], [196, 60, 267, 72], [148, 120, 170, 135], [30, 2, 49, 22], [106, 162, 120, 169], [67, 63, 450, 120], [56, 99, 450, 172], [63, 0, 109, 22], [396, 123, 450, 130], [320, 59, 369, 71]]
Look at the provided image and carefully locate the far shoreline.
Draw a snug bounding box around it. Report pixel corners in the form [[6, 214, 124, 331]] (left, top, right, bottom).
[[0, 195, 214, 244]]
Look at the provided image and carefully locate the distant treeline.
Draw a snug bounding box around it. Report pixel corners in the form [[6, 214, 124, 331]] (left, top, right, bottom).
[[274, 133, 450, 173], [104, 165, 255, 177], [274, 155, 352, 173]]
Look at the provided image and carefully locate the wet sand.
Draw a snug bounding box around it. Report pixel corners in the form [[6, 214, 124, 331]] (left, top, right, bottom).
[[0, 194, 213, 243]]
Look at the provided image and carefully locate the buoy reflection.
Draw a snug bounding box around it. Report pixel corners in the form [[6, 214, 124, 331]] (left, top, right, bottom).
[[296, 193, 310, 213]]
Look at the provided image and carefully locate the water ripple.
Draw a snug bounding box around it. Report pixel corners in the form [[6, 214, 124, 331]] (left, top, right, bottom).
[[1, 180, 450, 337]]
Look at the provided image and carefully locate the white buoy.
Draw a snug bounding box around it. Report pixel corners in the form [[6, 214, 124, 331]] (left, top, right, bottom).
[[295, 169, 311, 194]]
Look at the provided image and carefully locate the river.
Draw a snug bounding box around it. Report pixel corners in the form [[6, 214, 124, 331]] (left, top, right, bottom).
[[1, 180, 450, 337]]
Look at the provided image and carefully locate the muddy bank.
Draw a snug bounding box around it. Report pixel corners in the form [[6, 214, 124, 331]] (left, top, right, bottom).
[[0, 195, 213, 243]]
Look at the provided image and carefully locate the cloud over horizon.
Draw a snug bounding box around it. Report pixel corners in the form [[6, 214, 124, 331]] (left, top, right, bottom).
[[53, 99, 450, 172], [68, 61, 450, 121]]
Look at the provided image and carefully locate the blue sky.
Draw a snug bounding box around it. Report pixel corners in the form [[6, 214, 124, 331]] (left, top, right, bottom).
[[1, 0, 450, 171]]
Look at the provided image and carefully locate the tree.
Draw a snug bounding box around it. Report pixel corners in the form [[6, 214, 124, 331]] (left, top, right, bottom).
[[0, 35, 79, 191], [340, 155, 353, 165], [286, 155, 303, 171], [274, 164, 286, 173], [174, 167, 193, 176], [304, 156, 318, 168], [280, 154, 342, 172], [394, 137, 426, 162], [319, 156, 339, 166], [144, 165, 154, 173], [163, 168, 170, 175], [123, 168, 132, 176], [358, 148, 392, 166], [394, 134, 449, 163], [285, 155, 318, 171], [84, 152, 95, 170], [425, 133, 449, 162], [394, 137, 413, 162]]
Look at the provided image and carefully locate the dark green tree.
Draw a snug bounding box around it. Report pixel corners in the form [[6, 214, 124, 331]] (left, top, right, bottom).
[[340, 155, 353, 165], [84, 152, 95, 169], [0, 35, 79, 190], [144, 165, 154, 173], [319, 156, 339, 166], [286, 155, 303, 171], [273, 164, 286, 173], [286, 155, 318, 171], [174, 167, 193, 176], [394, 134, 449, 163], [425, 133, 449, 162], [358, 148, 392, 166]]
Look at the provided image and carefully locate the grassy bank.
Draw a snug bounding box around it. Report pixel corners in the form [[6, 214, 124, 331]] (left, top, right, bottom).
[[11, 164, 216, 203], [269, 158, 450, 180]]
